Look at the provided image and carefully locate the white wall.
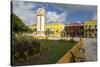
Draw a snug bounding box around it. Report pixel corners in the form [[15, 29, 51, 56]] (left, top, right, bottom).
[[41, 16, 45, 32], [37, 16, 41, 32], [37, 16, 45, 33]]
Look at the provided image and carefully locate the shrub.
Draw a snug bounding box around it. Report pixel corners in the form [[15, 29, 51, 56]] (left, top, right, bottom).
[[12, 33, 42, 62], [69, 39, 75, 43], [12, 13, 33, 33]]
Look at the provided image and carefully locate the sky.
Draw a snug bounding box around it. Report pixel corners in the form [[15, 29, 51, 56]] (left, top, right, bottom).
[[12, 1, 97, 25]]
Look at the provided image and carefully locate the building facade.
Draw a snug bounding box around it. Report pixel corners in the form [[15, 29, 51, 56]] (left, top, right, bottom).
[[29, 22, 65, 37], [36, 8, 45, 36], [84, 20, 97, 38], [64, 23, 84, 37], [45, 22, 65, 37]]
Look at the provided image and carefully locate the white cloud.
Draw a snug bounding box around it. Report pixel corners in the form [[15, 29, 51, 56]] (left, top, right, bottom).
[[46, 11, 67, 23], [46, 11, 58, 22], [13, 1, 68, 25], [13, 1, 36, 25]]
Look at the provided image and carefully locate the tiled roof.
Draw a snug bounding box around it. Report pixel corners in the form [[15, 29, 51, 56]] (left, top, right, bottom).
[[69, 23, 84, 26]]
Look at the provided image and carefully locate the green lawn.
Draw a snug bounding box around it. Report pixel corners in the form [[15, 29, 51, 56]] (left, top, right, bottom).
[[38, 39, 77, 64]]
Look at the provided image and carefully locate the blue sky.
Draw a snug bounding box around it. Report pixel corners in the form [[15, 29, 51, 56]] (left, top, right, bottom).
[[13, 1, 97, 25]]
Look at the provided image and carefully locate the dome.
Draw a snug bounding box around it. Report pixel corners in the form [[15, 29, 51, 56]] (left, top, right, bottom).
[[37, 8, 45, 11], [37, 8, 45, 15]]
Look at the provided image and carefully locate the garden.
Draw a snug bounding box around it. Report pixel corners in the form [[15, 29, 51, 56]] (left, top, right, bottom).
[[11, 13, 78, 66], [12, 33, 77, 65]]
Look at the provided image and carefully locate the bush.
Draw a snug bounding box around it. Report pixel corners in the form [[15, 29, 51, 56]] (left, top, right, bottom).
[[12, 33, 42, 62], [12, 13, 33, 33], [69, 39, 75, 43]]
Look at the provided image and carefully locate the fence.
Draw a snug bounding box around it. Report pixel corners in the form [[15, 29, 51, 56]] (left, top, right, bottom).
[[56, 38, 85, 63]]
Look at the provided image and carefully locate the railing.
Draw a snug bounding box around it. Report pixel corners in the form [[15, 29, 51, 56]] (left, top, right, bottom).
[[56, 38, 86, 63]]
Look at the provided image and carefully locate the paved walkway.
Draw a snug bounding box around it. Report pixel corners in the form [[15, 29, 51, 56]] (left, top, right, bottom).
[[48, 37, 80, 41], [82, 38, 97, 61]]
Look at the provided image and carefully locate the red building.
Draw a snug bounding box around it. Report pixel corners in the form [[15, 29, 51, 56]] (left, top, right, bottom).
[[64, 23, 84, 37]]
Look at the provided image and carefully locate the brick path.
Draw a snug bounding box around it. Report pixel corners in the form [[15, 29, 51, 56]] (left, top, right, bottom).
[[82, 38, 97, 61]]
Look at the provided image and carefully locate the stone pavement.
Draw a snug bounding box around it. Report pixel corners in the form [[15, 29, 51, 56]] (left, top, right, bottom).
[[82, 38, 97, 61]]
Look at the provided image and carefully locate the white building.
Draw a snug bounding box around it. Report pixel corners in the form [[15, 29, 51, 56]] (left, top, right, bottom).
[[36, 8, 45, 35]]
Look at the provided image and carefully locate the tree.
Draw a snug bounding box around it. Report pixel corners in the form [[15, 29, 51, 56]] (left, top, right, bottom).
[[45, 29, 51, 36], [12, 13, 32, 33], [75, 28, 84, 37]]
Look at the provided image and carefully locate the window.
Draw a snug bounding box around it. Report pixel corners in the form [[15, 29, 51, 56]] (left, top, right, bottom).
[[95, 25, 97, 28], [96, 29, 97, 31], [89, 25, 91, 28], [85, 26, 87, 28], [42, 31, 43, 33]]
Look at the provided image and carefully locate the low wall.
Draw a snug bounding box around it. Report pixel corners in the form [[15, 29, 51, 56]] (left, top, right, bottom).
[[56, 39, 83, 63]]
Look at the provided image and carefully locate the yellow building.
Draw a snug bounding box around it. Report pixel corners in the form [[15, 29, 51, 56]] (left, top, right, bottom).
[[29, 22, 65, 37], [84, 20, 97, 38]]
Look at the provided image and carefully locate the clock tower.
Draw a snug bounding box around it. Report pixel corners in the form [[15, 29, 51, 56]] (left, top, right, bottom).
[[34, 7, 46, 39]]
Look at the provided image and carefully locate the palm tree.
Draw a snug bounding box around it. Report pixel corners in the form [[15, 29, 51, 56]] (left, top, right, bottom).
[[45, 29, 51, 36]]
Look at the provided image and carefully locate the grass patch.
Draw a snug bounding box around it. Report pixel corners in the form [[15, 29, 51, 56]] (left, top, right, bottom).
[[38, 39, 77, 64]]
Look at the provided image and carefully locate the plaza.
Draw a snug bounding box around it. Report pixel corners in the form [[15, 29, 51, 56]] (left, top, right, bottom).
[[11, 1, 97, 66]]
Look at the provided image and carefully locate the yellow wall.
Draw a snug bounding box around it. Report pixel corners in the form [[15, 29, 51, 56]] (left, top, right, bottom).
[[29, 24, 36, 30], [84, 20, 97, 37], [45, 23, 65, 37], [29, 22, 65, 37], [84, 20, 97, 29]]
